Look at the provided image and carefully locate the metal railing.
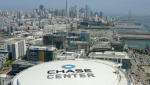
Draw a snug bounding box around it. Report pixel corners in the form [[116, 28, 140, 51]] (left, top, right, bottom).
[[117, 67, 131, 85]]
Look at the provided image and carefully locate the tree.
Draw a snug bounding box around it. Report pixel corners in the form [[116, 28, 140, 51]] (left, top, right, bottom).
[[6, 58, 9, 61], [124, 49, 128, 53], [112, 24, 115, 27], [135, 54, 137, 58], [89, 45, 91, 48], [140, 50, 145, 54], [130, 62, 132, 66]]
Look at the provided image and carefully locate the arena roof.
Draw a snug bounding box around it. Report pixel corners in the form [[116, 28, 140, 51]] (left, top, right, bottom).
[[11, 59, 127, 85]]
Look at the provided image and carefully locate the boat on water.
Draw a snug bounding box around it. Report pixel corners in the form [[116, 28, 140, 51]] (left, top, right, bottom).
[[145, 43, 150, 54]]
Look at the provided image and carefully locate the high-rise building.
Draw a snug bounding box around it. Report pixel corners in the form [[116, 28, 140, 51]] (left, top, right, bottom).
[[27, 46, 57, 62], [100, 11, 103, 18], [81, 8, 84, 13], [70, 11, 74, 18], [75, 9, 79, 18], [86, 5, 90, 19], [7, 25, 13, 36], [71, 7, 74, 11], [66, 0, 69, 18], [74, 5, 77, 12], [62, 9, 66, 17], [0, 38, 26, 60], [84, 9, 86, 18], [39, 5, 44, 11], [17, 10, 22, 19], [33, 9, 37, 18], [106, 16, 109, 21], [91, 11, 93, 17], [47, 8, 51, 13], [35, 9, 39, 13]]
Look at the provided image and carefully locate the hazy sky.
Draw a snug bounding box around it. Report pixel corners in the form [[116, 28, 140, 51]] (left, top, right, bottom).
[[0, 0, 150, 15]]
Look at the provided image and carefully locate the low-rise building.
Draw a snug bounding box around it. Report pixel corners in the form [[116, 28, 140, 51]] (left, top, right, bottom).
[[27, 46, 57, 62], [92, 44, 114, 52], [43, 34, 66, 49], [99, 37, 110, 42], [108, 42, 125, 52], [66, 41, 89, 52], [89, 51, 130, 69], [67, 30, 90, 43]]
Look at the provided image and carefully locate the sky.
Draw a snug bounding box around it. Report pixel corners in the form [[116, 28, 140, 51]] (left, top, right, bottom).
[[0, 0, 150, 15]]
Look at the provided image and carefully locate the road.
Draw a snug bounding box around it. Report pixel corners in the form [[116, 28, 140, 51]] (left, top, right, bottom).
[[125, 45, 150, 85]]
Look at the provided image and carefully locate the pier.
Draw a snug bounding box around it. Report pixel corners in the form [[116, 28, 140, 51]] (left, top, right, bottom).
[[118, 35, 150, 40], [145, 44, 150, 54]]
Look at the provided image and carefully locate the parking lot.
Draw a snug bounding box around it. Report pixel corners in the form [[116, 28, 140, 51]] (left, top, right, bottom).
[[134, 54, 150, 65]]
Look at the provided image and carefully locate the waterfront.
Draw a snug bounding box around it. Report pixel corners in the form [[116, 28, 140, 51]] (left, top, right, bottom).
[[123, 39, 150, 52], [113, 16, 150, 51], [115, 16, 150, 27], [112, 28, 150, 32]]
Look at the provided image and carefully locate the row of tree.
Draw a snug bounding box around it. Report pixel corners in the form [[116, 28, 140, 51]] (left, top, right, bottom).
[[128, 47, 146, 55], [124, 48, 128, 53]]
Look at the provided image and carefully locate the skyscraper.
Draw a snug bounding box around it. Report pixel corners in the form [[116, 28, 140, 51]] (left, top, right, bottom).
[[66, 0, 69, 18], [86, 5, 90, 19], [81, 8, 84, 13], [74, 5, 77, 12], [17, 10, 22, 19], [39, 5, 44, 11], [7, 25, 13, 36], [106, 16, 109, 21], [75, 9, 79, 18], [100, 11, 103, 18], [33, 9, 37, 18], [84, 9, 86, 18]]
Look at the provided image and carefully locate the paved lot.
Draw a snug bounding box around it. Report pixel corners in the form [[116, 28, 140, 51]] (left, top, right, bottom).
[[126, 45, 150, 85]]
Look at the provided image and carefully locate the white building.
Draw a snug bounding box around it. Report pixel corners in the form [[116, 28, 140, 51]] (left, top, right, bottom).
[[0, 38, 26, 60], [11, 59, 132, 85], [89, 51, 130, 69]]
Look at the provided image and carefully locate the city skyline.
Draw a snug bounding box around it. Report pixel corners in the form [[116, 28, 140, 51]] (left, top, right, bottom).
[[0, 0, 150, 15]]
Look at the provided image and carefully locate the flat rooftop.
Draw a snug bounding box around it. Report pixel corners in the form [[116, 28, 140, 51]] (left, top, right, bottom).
[[29, 46, 56, 51], [93, 44, 111, 48], [11, 60, 121, 85], [0, 38, 24, 44], [89, 51, 129, 58]]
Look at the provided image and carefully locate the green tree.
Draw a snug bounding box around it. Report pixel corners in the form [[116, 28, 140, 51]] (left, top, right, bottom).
[[124, 49, 128, 53], [140, 50, 145, 54], [6, 58, 9, 61], [130, 62, 132, 66], [89, 45, 91, 48], [135, 54, 137, 58]]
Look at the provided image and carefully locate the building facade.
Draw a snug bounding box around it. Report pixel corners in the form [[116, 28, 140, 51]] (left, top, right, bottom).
[[27, 46, 57, 62], [0, 38, 26, 60], [43, 34, 66, 49], [109, 43, 125, 52], [66, 41, 89, 52], [89, 51, 130, 69], [66, 0, 69, 18]]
